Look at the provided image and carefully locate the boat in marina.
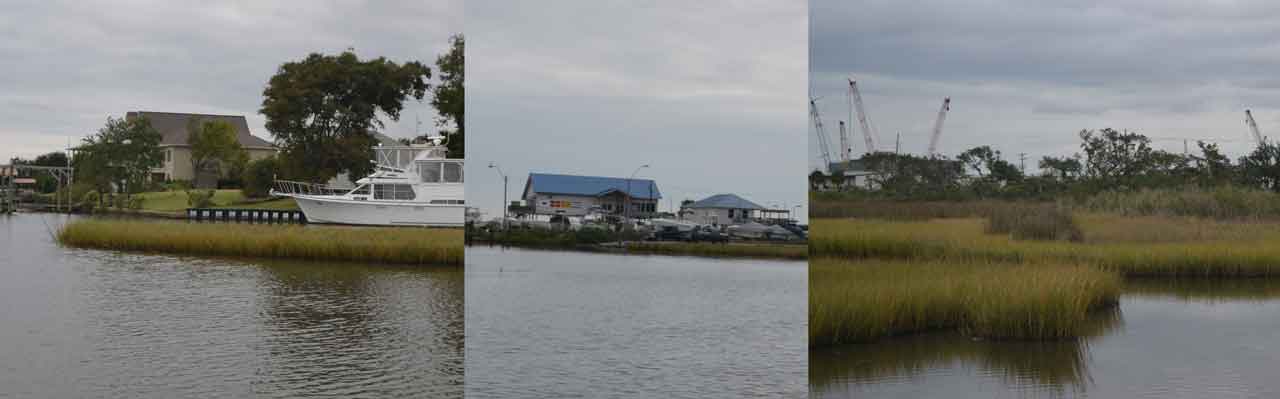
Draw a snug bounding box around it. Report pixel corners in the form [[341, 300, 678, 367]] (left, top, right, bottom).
[[270, 141, 464, 227]]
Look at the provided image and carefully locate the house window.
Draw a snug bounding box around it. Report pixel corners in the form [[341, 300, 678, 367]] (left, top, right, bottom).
[[728, 209, 735, 218], [165, 150, 171, 163]]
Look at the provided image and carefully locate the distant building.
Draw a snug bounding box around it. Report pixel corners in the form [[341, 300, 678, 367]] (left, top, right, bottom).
[[820, 159, 879, 190], [127, 111, 276, 187], [681, 193, 766, 226], [520, 173, 661, 219]]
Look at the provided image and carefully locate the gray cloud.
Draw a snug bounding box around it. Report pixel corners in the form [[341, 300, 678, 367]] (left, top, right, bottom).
[[0, 0, 461, 162], [466, 0, 808, 221], [810, 0, 1280, 171]]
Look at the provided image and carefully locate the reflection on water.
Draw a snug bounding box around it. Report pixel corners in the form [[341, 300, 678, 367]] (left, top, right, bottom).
[[811, 281, 1280, 399], [466, 246, 807, 398], [0, 214, 462, 398]]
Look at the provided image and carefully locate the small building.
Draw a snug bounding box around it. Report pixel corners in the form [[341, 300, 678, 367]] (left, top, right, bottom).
[[127, 111, 276, 187], [521, 173, 661, 219], [681, 193, 767, 226]]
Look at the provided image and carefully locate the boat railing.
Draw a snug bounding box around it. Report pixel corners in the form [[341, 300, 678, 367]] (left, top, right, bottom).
[[271, 180, 348, 196]]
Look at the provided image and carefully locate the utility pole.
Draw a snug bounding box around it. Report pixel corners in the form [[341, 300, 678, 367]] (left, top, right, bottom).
[[1018, 153, 1027, 174], [488, 163, 508, 231]]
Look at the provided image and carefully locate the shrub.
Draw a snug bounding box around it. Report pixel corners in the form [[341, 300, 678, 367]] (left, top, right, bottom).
[[166, 180, 193, 191], [127, 196, 145, 210], [186, 189, 216, 208], [80, 191, 100, 213], [242, 156, 278, 198]]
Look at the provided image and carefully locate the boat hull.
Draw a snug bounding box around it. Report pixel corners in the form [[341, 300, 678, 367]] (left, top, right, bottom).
[[291, 195, 465, 227]]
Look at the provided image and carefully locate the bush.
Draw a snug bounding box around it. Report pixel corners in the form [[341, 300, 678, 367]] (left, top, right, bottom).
[[127, 196, 145, 210], [81, 191, 100, 213], [985, 203, 1083, 242], [242, 157, 279, 198], [186, 189, 216, 208]]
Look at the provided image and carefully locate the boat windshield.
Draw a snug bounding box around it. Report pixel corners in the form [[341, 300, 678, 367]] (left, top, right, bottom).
[[348, 185, 370, 195]]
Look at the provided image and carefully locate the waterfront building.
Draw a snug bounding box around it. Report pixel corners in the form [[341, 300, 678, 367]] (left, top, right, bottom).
[[126, 111, 276, 187], [519, 173, 661, 219]]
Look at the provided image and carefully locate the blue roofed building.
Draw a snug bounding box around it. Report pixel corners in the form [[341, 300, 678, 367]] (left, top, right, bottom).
[[520, 173, 661, 219]]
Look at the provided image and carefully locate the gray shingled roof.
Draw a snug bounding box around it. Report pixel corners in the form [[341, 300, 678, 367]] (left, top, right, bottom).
[[688, 193, 765, 210], [125, 111, 274, 149]]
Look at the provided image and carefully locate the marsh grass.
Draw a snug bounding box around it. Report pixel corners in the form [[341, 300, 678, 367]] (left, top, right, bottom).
[[984, 203, 1082, 242], [57, 219, 462, 265], [809, 199, 1016, 220], [811, 217, 1280, 277], [809, 258, 1120, 347], [1082, 186, 1280, 219], [623, 242, 807, 260]]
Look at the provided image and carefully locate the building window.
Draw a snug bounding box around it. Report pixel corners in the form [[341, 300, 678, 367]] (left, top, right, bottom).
[[728, 209, 735, 218]]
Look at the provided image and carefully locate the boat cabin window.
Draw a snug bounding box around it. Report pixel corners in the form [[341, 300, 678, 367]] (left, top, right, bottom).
[[373, 184, 415, 200], [418, 161, 464, 183], [349, 185, 370, 195], [443, 162, 462, 183]]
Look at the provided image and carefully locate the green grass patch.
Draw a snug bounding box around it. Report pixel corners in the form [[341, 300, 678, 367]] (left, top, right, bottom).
[[58, 219, 461, 265], [810, 258, 1120, 347]]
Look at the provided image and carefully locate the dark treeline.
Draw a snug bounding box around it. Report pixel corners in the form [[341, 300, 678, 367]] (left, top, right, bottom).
[[812, 128, 1280, 201]]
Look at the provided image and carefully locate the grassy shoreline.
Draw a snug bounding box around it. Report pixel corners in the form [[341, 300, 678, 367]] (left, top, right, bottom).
[[468, 229, 807, 260], [58, 219, 462, 266], [810, 258, 1120, 347]]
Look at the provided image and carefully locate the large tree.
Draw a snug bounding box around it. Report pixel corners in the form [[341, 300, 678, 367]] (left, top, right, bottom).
[[431, 34, 464, 158], [75, 116, 163, 196], [188, 119, 247, 187], [260, 51, 431, 183], [1079, 128, 1154, 187]]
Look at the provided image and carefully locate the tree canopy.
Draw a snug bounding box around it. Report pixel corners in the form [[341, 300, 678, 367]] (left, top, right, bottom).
[[74, 116, 163, 195], [188, 119, 247, 186], [432, 34, 464, 158], [260, 51, 431, 183]]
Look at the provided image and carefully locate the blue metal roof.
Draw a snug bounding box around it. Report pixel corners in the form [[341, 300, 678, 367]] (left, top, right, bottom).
[[526, 173, 661, 200], [688, 193, 764, 210]]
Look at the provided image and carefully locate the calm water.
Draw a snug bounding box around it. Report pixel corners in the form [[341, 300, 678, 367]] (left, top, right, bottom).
[[465, 246, 807, 398], [0, 214, 463, 398], [812, 279, 1280, 399]]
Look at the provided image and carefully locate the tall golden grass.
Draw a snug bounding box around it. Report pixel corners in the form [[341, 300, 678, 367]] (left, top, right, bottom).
[[811, 217, 1280, 277], [810, 258, 1120, 347], [1081, 186, 1280, 219], [57, 219, 462, 265]]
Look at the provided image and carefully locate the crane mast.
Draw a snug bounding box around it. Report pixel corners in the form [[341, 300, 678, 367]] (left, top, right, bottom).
[[848, 78, 879, 154], [1246, 109, 1265, 146], [810, 98, 834, 171], [838, 121, 850, 162], [928, 97, 951, 156]]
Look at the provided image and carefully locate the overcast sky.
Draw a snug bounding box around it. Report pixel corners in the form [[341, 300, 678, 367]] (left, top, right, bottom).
[[811, 0, 1280, 173], [466, 0, 808, 222], [0, 0, 460, 163]]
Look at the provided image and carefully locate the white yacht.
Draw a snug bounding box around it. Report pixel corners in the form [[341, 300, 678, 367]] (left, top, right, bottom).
[[271, 141, 464, 227]]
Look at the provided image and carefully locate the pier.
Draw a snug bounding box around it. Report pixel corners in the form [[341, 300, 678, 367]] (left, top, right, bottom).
[[186, 208, 307, 224]]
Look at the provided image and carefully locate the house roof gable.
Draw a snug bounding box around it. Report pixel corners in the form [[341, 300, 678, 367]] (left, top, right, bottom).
[[125, 111, 274, 149]]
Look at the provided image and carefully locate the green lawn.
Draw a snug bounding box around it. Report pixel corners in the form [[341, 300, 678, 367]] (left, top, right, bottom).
[[132, 190, 296, 212]]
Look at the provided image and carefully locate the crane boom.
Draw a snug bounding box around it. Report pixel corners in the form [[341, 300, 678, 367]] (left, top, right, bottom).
[[928, 97, 951, 156], [1246, 109, 1265, 146], [810, 98, 834, 170], [848, 78, 878, 154], [838, 121, 850, 162]]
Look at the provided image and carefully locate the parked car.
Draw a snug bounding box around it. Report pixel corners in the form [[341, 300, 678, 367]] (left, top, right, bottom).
[[652, 226, 690, 241], [690, 227, 729, 243]]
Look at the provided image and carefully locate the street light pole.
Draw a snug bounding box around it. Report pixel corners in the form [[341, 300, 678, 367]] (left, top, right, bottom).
[[488, 162, 508, 231], [626, 164, 649, 225]]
